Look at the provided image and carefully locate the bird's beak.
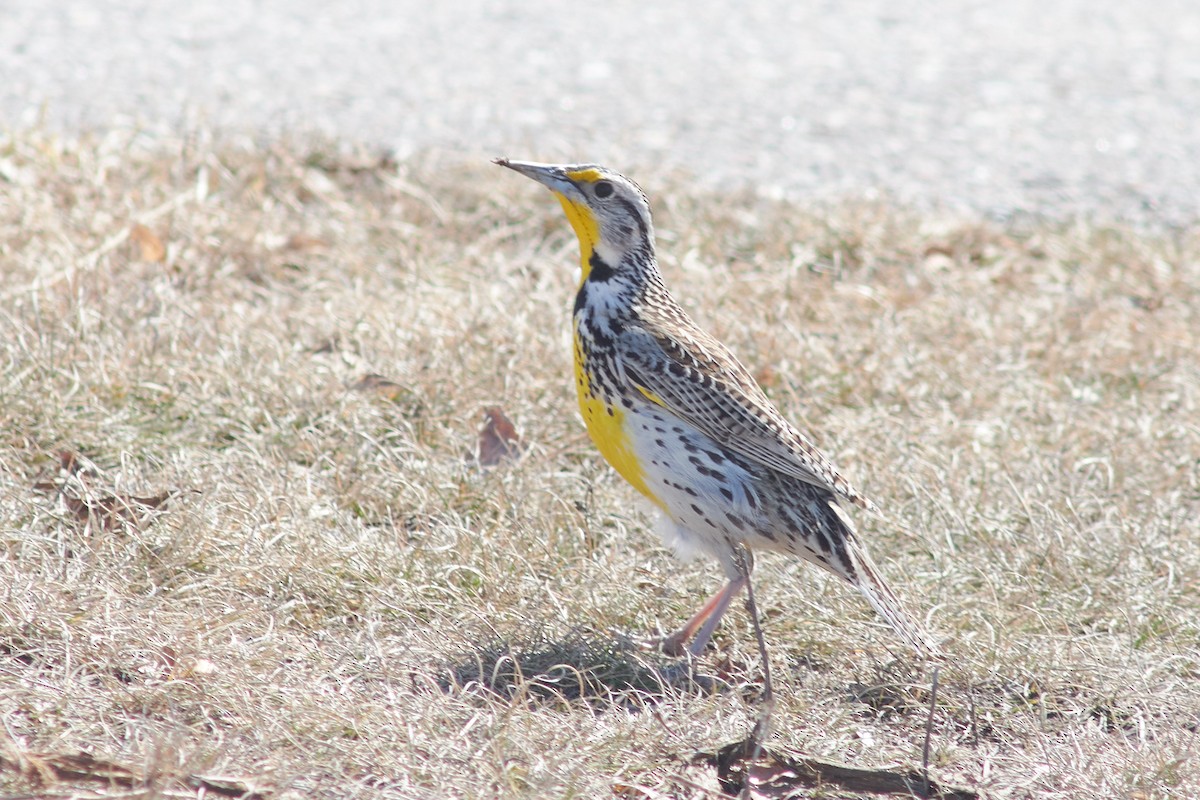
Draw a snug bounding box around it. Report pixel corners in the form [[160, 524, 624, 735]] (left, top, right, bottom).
[[494, 158, 577, 195]]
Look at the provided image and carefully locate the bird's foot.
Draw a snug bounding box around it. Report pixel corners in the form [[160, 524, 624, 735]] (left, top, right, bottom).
[[653, 631, 691, 657], [656, 658, 718, 694]]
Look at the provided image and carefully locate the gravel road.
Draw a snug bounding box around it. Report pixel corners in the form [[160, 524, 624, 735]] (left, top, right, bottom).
[[3, 0, 1199, 224]]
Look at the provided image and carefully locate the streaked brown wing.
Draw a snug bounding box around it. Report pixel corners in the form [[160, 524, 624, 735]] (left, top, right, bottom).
[[619, 307, 877, 511]]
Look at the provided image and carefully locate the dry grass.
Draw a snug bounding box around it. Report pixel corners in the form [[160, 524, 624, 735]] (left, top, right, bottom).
[[1, 129, 1198, 799]]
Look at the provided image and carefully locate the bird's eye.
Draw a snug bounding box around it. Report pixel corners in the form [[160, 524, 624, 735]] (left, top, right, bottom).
[[593, 180, 614, 199]]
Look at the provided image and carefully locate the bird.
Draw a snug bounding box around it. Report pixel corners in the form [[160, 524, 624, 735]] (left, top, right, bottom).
[[495, 158, 939, 696]]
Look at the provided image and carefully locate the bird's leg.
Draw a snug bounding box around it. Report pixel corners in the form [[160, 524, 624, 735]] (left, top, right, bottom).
[[686, 575, 747, 657], [734, 546, 775, 749], [660, 576, 747, 657]]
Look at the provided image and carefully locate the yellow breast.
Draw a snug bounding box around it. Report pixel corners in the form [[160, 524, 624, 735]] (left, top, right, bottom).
[[573, 334, 666, 510]]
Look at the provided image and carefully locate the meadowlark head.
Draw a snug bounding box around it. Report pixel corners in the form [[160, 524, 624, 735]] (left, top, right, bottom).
[[495, 158, 654, 282]]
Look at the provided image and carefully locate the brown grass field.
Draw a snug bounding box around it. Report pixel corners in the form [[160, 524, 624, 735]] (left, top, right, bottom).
[[1, 130, 1198, 799]]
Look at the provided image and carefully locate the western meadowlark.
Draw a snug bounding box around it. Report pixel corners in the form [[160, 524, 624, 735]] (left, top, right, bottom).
[[496, 159, 939, 692]]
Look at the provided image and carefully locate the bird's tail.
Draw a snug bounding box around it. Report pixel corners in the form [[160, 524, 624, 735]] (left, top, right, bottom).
[[828, 502, 941, 657], [847, 535, 941, 657]]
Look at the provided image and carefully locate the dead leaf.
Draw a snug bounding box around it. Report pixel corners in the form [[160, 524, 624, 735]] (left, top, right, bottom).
[[698, 738, 978, 799], [351, 373, 404, 400], [0, 747, 269, 799], [63, 490, 175, 532], [188, 772, 272, 798], [130, 223, 166, 262], [0, 751, 139, 788], [57, 449, 97, 476], [285, 233, 328, 251], [477, 406, 523, 466]]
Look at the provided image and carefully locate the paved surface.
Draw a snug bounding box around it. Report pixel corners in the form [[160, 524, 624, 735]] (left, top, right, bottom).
[[3, 0, 1199, 224]]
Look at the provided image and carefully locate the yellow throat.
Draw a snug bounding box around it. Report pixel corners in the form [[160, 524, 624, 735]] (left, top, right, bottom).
[[544, 189, 661, 510], [553, 168, 608, 284]]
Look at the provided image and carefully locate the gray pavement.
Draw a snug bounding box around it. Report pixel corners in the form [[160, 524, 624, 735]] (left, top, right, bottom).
[[3, 0, 1199, 224]]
